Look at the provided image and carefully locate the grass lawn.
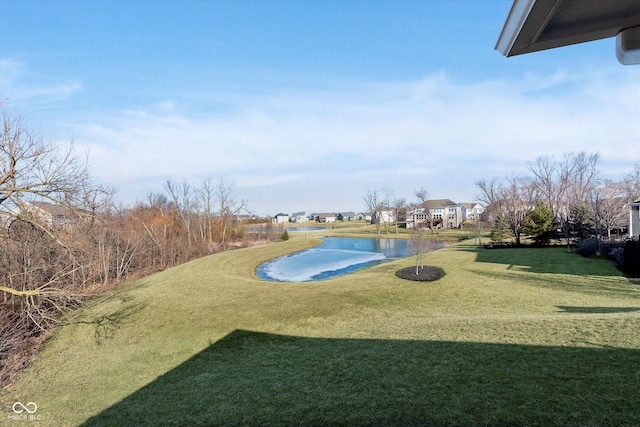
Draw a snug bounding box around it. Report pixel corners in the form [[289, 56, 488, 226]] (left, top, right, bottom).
[[2, 232, 640, 426]]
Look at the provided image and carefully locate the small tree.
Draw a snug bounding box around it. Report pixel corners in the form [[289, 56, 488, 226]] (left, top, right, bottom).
[[281, 230, 289, 241], [409, 226, 434, 274], [569, 203, 595, 241], [469, 216, 486, 247], [523, 201, 555, 245], [490, 211, 511, 243]]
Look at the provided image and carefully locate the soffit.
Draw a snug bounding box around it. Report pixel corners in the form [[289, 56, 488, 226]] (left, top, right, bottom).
[[497, 0, 640, 56]]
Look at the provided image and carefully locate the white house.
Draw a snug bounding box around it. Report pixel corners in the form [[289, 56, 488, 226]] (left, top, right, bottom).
[[337, 212, 357, 221], [356, 212, 372, 222], [372, 207, 395, 225], [290, 212, 309, 223], [272, 213, 290, 224], [314, 213, 336, 223], [461, 203, 485, 221]]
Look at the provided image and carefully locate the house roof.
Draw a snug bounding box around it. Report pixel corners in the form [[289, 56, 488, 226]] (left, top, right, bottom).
[[422, 199, 458, 209], [27, 201, 72, 217], [496, 0, 640, 64]]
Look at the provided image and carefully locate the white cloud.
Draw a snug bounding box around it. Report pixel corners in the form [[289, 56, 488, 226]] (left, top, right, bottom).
[[22, 82, 83, 99], [0, 58, 83, 104], [66, 68, 640, 214], [0, 59, 25, 86]]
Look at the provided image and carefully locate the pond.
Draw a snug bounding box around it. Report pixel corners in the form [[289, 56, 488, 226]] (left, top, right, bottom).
[[247, 226, 324, 233], [256, 237, 413, 282]]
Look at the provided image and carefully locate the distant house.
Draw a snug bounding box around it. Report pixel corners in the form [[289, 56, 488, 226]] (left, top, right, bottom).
[[23, 201, 74, 230], [356, 212, 372, 222], [407, 199, 463, 229], [314, 213, 336, 223], [372, 207, 395, 225], [630, 199, 640, 239], [460, 203, 485, 221], [290, 212, 309, 223], [337, 212, 357, 221], [272, 213, 290, 224]]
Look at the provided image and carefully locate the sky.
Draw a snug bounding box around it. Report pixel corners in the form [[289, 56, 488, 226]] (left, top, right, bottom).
[[1, 0, 639, 216]]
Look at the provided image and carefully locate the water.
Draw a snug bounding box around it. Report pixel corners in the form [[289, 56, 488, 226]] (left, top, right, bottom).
[[256, 237, 412, 282], [247, 226, 324, 232]]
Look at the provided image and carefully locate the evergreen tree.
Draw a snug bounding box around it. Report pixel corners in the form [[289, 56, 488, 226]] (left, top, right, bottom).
[[569, 203, 595, 241], [490, 211, 511, 243], [523, 201, 555, 245]]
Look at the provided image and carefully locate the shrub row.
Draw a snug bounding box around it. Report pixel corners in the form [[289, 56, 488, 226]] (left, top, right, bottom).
[[576, 238, 640, 275], [575, 238, 623, 257]]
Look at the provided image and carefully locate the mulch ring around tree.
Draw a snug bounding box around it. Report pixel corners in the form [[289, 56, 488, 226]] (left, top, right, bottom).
[[396, 266, 445, 282]]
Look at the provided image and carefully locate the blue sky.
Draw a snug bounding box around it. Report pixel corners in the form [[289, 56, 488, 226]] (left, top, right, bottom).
[[1, 0, 639, 215]]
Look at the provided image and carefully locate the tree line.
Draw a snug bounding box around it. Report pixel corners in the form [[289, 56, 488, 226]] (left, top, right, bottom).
[[476, 152, 640, 249], [0, 106, 273, 386]]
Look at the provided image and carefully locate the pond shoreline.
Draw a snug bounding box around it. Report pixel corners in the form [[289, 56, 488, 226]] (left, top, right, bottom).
[[256, 237, 414, 282]]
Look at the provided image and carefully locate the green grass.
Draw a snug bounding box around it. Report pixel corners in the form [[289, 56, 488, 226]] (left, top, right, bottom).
[[2, 233, 640, 426]]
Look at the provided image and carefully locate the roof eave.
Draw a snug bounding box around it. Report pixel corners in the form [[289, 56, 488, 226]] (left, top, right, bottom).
[[495, 0, 537, 56]]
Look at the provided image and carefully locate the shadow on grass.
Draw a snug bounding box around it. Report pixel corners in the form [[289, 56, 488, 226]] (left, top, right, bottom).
[[468, 268, 640, 298], [82, 330, 640, 426], [458, 245, 615, 277], [557, 306, 640, 314]]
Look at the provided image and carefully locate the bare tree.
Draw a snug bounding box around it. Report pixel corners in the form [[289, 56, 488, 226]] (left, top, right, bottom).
[[165, 179, 194, 247], [140, 192, 174, 269], [215, 178, 248, 250], [0, 105, 111, 385], [414, 186, 434, 233], [593, 180, 627, 241], [501, 175, 530, 245], [475, 177, 501, 223], [363, 189, 382, 235], [569, 152, 600, 203], [528, 152, 600, 250], [2, 113, 90, 239], [381, 187, 394, 234], [408, 225, 434, 274], [528, 155, 564, 218], [469, 214, 486, 247], [477, 176, 530, 245], [0, 105, 107, 299], [196, 178, 215, 244], [392, 196, 406, 235], [622, 162, 640, 202]]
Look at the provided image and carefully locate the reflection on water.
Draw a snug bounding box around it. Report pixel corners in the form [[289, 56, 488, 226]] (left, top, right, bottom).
[[256, 237, 412, 282]]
